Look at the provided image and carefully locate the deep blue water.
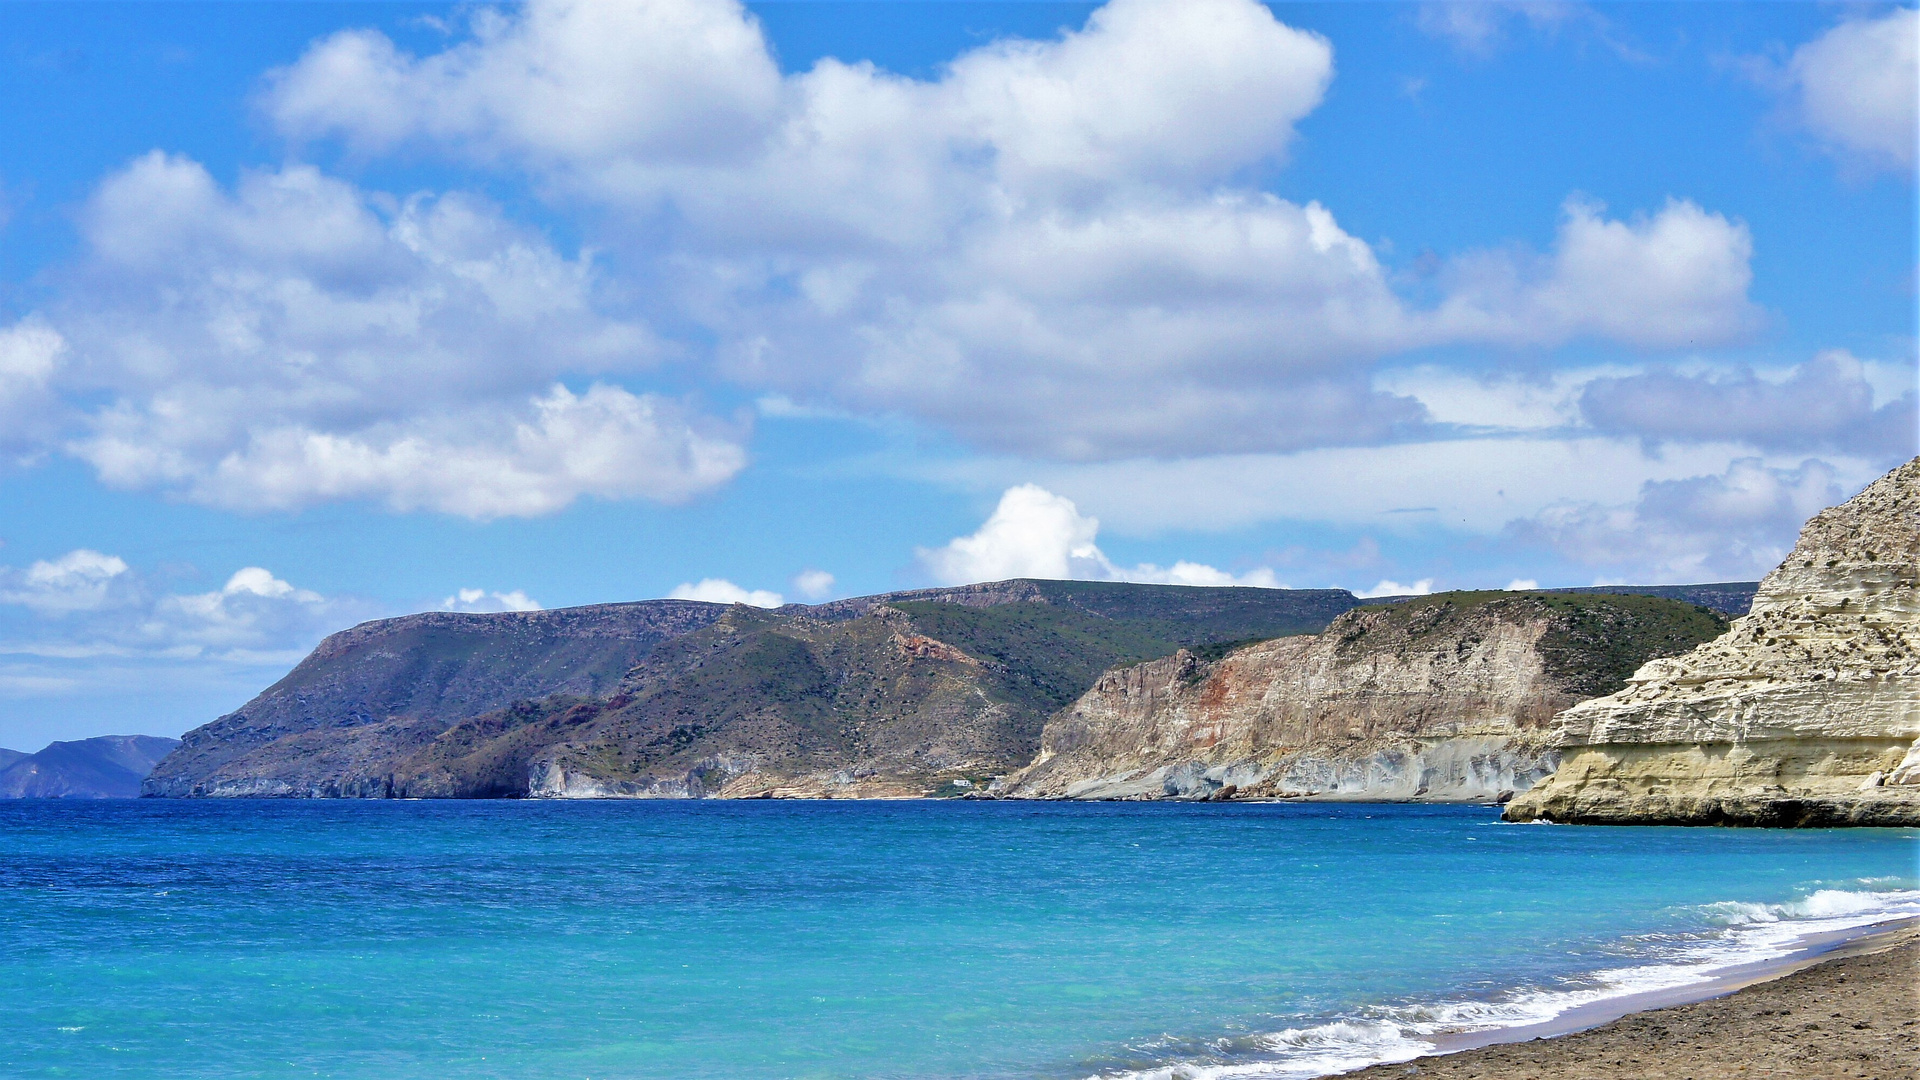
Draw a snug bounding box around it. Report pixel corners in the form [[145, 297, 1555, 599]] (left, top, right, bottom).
[[1, 800, 1915, 1080]]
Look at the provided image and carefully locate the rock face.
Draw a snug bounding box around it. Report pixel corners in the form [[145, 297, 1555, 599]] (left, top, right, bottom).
[[144, 581, 1367, 798], [1004, 593, 1727, 801], [0, 736, 180, 798], [1505, 458, 1920, 827]]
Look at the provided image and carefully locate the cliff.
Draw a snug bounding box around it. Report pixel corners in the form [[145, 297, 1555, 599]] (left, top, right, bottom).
[[0, 735, 180, 798], [1505, 458, 1920, 827], [1004, 592, 1727, 801], [144, 581, 1368, 798]]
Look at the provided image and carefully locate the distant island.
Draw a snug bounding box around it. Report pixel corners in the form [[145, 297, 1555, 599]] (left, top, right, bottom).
[[0, 736, 180, 799]]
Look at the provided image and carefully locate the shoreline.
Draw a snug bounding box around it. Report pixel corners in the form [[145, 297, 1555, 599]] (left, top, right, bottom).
[[1341, 916, 1920, 1079]]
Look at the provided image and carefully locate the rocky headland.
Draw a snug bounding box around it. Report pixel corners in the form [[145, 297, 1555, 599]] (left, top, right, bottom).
[[142, 581, 1362, 798], [140, 561, 1781, 804], [1505, 457, 1920, 827], [1002, 592, 1727, 801], [143, 602, 729, 797]]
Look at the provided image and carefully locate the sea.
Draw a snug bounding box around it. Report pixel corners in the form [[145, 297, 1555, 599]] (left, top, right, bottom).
[[2, 799, 1915, 1080]]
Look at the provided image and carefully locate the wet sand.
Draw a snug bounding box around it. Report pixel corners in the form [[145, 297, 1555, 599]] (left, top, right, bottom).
[[1343, 921, 1919, 1080]]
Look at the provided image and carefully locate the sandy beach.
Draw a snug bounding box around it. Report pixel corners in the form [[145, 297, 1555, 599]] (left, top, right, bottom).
[[1343, 922, 1920, 1080]]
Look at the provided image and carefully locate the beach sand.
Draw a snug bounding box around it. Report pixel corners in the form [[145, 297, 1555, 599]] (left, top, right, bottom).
[[1342, 923, 1919, 1080]]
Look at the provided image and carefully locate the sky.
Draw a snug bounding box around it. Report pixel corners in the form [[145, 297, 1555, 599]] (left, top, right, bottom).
[[0, 0, 1913, 749]]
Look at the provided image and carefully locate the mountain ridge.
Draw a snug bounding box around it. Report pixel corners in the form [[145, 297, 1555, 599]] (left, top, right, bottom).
[[1, 735, 180, 798]]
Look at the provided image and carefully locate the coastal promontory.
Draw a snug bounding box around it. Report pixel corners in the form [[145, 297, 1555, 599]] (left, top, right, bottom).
[[1504, 457, 1920, 826], [1001, 592, 1728, 801]]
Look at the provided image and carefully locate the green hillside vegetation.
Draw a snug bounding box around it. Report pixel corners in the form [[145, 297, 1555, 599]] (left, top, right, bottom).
[[1345, 591, 1728, 698]]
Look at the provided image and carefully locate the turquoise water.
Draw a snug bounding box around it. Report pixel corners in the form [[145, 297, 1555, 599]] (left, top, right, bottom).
[[2, 801, 1915, 1080]]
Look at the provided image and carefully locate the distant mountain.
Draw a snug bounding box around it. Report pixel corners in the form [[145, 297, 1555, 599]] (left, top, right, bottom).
[[144, 577, 1759, 800], [0, 735, 181, 798], [145, 581, 1363, 798], [145, 601, 729, 797], [1542, 582, 1759, 617], [0, 748, 25, 771]]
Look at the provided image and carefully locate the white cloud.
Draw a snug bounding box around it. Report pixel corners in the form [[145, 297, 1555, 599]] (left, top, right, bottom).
[[1786, 8, 1918, 172], [0, 317, 67, 457], [1372, 363, 1626, 431], [80, 382, 748, 518], [0, 553, 370, 661], [0, 550, 131, 614], [265, 0, 783, 169], [667, 578, 783, 607], [1356, 578, 1434, 598], [790, 569, 836, 602], [940, 436, 1885, 538], [917, 484, 1284, 588], [269, 0, 1332, 200], [1578, 350, 1917, 460], [1505, 457, 1846, 582], [1434, 197, 1759, 349], [257, 0, 1761, 463], [158, 568, 332, 653], [1505, 578, 1540, 591], [50, 152, 746, 518], [442, 587, 542, 613]]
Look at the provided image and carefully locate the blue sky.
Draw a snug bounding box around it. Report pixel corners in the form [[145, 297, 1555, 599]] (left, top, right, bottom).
[[0, 0, 1913, 749]]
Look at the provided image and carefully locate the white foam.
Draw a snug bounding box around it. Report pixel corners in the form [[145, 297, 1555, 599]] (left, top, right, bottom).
[[1090, 885, 1920, 1080]]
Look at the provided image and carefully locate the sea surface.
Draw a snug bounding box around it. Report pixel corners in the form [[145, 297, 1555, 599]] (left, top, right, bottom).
[[2, 800, 1915, 1080]]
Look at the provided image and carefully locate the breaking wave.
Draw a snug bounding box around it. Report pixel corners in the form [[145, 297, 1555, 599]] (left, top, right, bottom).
[[1093, 884, 1920, 1080]]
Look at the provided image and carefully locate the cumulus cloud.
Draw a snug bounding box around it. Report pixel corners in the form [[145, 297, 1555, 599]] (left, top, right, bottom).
[[1435, 197, 1759, 349], [0, 553, 369, 661], [1505, 578, 1540, 591], [266, 0, 783, 168], [255, 0, 1762, 463], [917, 484, 1283, 588], [790, 569, 836, 602], [268, 0, 1332, 199], [1785, 8, 1918, 172], [50, 151, 746, 517], [1356, 578, 1434, 598], [442, 588, 542, 613], [0, 317, 67, 457], [0, 550, 133, 614], [667, 578, 784, 607], [1579, 350, 1918, 460], [1506, 457, 1845, 582]]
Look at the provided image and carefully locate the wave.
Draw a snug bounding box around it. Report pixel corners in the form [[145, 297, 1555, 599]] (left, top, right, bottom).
[[1093, 884, 1920, 1080]]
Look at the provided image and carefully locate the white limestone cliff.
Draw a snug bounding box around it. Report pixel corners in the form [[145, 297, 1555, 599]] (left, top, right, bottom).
[[1505, 458, 1920, 826]]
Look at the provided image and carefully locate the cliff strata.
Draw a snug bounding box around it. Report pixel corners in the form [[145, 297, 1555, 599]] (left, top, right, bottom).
[[1004, 593, 1727, 801], [1505, 458, 1920, 827]]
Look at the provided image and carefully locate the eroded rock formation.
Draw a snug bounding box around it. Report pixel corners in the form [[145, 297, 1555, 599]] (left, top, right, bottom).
[[1003, 593, 1727, 801], [1505, 458, 1920, 827]]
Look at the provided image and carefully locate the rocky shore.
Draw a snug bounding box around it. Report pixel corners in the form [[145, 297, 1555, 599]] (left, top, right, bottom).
[[1341, 923, 1920, 1080]]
